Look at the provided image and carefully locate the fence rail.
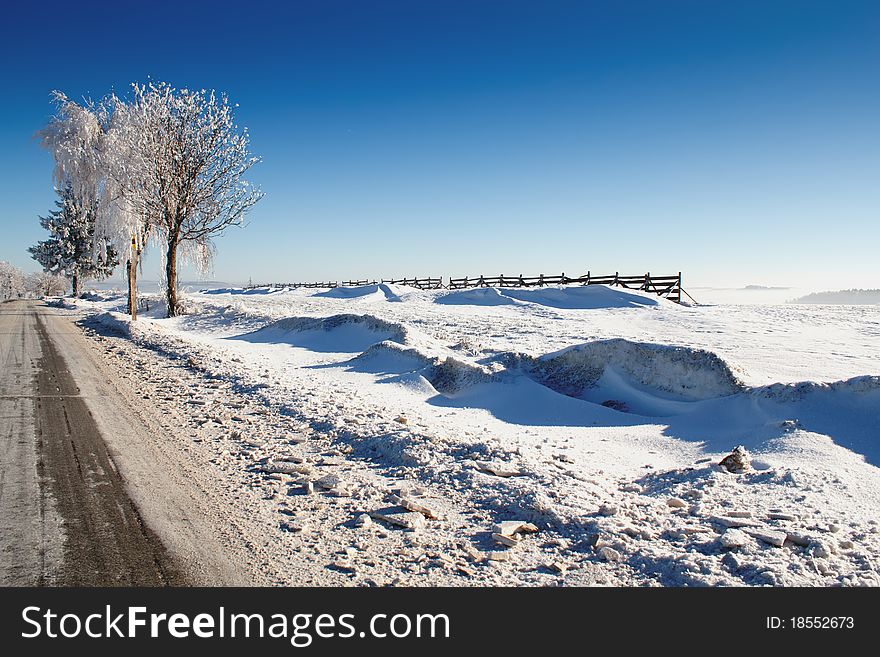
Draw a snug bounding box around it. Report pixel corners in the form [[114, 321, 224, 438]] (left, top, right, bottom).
[[381, 277, 443, 290], [244, 271, 686, 303], [446, 271, 682, 302]]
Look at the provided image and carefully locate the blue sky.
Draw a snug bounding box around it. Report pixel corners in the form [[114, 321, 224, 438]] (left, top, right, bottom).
[[0, 0, 877, 288]]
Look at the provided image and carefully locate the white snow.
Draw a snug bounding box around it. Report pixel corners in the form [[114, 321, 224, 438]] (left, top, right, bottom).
[[65, 284, 880, 586], [436, 284, 658, 309]]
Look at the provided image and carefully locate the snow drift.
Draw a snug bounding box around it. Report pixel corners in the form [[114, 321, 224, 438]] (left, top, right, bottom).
[[436, 285, 660, 309], [232, 314, 408, 353], [435, 288, 521, 306], [313, 284, 403, 302], [514, 339, 745, 404], [225, 310, 878, 464], [201, 286, 288, 296]]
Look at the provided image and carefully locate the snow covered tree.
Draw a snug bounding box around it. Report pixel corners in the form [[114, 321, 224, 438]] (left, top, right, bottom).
[[36, 82, 261, 318], [25, 271, 68, 297], [108, 82, 262, 316], [37, 92, 148, 317], [0, 261, 26, 299], [29, 185, 118, 296]]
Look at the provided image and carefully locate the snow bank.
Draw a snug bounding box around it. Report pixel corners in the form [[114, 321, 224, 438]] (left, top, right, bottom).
[[427, 357, 494, 393], [347, 341, 437, 375], [345, 342, 492, 394], [750, 375, 880, 465], [514, 338, 745, 409], [436, 288, 522, 306], [755, 375, 880, 402], [233, 314, 408, 353], [313, 284, 403, 302], [436, 285, 661, 309], [201, 286, 288, 295], [82, 311, 134, 337]]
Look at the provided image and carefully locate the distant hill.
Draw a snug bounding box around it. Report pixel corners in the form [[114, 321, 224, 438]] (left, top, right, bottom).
[[743, 285, 791, 290], [789, 289, 880, 305]]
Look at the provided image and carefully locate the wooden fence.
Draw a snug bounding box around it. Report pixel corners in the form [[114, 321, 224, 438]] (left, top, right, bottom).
[[446, 272, 683, 303], [277, 281, 340, 288], [381, 277, 444, 290], [245, 271, 686, 303]]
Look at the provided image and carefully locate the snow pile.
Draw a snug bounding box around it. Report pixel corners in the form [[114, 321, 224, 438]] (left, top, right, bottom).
[[436, 285, 660, 309], [233, 313, 409, 353], [348, 341, 438, 375], [201, 286, 289, 296], [335, 325, 494, 394], [427, 357, 494, 394], [749, 375, 880, 466], [83, 311, 134, 337], [313, 283, 404, 302], [515, 339, 745, 407], [756, 374, 880, 402], [436, 288, 522, 306]]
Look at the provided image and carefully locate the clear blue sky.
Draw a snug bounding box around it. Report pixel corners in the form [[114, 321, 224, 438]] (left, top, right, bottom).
[[0, 0, 877, 288]]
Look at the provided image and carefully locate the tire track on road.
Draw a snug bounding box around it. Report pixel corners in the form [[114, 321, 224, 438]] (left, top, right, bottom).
[[32, 310, 187, 585]]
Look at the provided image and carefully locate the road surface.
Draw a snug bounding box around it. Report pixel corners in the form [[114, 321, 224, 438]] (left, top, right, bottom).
[[0, 300, 184, 585], [0, 300, 250, 586]]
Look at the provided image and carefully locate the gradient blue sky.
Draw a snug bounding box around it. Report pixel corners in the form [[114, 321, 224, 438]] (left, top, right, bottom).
[[0, 0, 877, 288]]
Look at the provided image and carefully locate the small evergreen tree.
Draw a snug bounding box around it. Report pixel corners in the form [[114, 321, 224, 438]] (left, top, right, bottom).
[[29, 186, 118, 296]]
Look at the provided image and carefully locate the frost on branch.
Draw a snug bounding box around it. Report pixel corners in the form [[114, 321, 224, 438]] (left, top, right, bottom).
[[37, 91, 106, 211], [106, 81, 263, 316]]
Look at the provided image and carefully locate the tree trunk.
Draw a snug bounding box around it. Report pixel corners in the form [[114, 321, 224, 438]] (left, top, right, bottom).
[[71, 271, 80, 298], [165, 238, 179, 318], [127, 255, 138, 321]]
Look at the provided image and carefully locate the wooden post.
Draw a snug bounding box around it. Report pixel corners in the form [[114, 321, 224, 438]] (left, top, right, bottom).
[[127, 237, 138, 321]]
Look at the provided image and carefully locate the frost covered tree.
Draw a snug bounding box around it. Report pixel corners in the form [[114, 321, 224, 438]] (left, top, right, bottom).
[[108, 82, 262, 316], [25, 271, 68, 297], [37, 92, 148, 317], [29, 185, 118, 296], [36, 83, 260, 318], [0, 261, 26, 299]]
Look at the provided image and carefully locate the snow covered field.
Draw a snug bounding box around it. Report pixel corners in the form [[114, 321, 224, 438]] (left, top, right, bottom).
[[66, 284, 880, 586]]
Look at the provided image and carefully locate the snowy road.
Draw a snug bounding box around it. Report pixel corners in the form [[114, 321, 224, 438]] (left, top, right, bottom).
[[0, 300, 181, 584], [0, 301, 252, 585], [0, 301, 62, 584]]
